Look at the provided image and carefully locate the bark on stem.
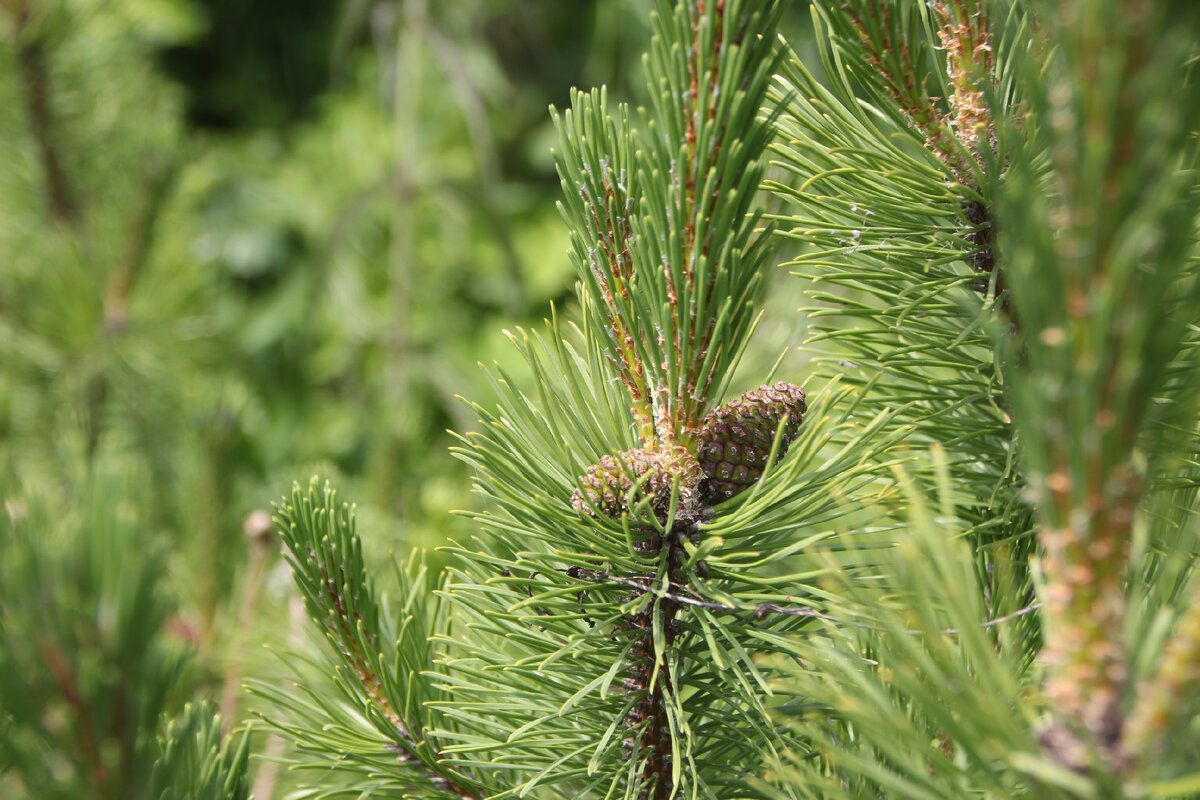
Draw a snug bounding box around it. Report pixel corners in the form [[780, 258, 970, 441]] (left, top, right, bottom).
[[10, 0, 80, 224]]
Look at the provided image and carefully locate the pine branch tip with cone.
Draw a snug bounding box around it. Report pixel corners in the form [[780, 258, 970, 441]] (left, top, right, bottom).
[[572, 381, 807, 524]]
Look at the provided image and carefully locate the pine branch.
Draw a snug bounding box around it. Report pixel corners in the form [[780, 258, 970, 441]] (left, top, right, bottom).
[[103, 156, 179, 332], [767, 453, 1053, 800], [556, 0, 784, 467], [147, 705, 251, 800], [553, 9, 794, 789], [810, 0, 1025, 305], [265, 479, 483, 799], [767, 2, 1036, 598], [448, 322, 902, 796], [993, 0, 1200, 772], [7, 0, 80, 225], [768, 0, 1200, 792]]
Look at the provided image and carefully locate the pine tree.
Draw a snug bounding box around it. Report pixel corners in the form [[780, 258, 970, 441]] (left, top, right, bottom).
[[261, 2, 871, 797], [259, 0, 1200, 798]]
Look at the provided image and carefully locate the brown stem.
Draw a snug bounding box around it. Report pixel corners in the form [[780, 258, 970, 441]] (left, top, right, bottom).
[[621, 514, 705, 800], [964, 199, 1014, 322], [640, 601, 679, 800], [36, 636, 110, 790], [1036, 1, 1158, 773], [581, 169, 655, 442], [10, 0, 80, 224], [624, 549, 683, 798], [218, 512, 275, 733], [314, 547, 411, 744], [670, 0, 726, 441], [104, 158, 177, 332], [309, 545, 481, 799]]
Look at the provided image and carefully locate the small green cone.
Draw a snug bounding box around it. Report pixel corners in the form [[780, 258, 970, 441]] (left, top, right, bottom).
[[571, 448, 673, 520], [697, 382, 806, 503]]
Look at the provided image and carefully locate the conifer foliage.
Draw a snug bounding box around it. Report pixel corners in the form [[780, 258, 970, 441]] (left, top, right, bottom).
[[764, 0, 1200, 798], [263, 1, 1200, 799], [263, 1, 889, 797]]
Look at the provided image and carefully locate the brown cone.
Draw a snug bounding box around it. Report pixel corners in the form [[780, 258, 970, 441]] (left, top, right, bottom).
[[697, 382, 806, 502], [571, 448, 673, 519]]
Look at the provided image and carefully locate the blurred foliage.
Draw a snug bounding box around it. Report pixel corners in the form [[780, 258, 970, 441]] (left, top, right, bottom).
[[0, 441, 250, 799]]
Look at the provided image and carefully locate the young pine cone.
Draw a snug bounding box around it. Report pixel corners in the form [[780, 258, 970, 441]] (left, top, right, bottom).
[[697, 382, 806, 503], [571, 448, 673, 520]]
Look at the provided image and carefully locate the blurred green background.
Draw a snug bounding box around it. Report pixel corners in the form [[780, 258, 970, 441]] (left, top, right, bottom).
[[0, 1, 814, 795], [3, 0, 647, 626]]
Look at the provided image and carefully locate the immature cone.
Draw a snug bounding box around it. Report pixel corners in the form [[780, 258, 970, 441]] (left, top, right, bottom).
[[571, 448, 672, 520], [697, 382, 806, 503]]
